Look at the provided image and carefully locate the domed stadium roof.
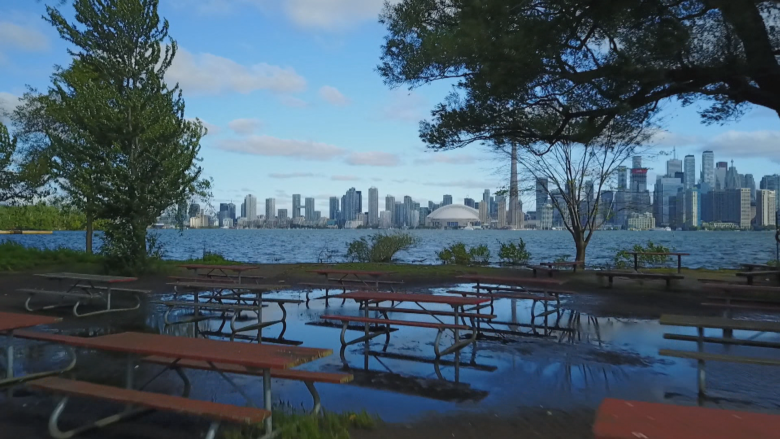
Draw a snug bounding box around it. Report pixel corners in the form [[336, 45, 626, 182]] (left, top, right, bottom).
[[427, 204, 480, 221]]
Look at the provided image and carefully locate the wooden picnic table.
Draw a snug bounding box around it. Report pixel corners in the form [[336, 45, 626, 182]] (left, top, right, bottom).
[[455, 275, 565, 292], [0, 312, 65, 388], [538, 261, 584, 272], [627, 251, 690, 273], [178, 264, 263, 283], [25, 331, 331, 435], [19, 273, 146, 317], [325, 291, 489, 357], [309, 269, 399, 290], [740, 263, 777, 272]]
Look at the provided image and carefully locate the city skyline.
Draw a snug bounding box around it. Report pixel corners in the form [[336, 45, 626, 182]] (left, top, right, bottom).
[[2, 0, 779, 214]]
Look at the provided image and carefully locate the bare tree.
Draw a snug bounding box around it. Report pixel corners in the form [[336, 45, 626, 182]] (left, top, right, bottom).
[[497, 123, 649, 263]]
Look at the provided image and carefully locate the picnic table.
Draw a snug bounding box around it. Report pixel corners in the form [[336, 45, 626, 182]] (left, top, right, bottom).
[[178, 264, 264, 283], [0, 312, 68, 388], [322, 291, 491, 357], [308, 269, 401, 290], [740, 263, 777, 272], [455, 275, 565, 290], [22, 331, 332, 437], [18, 273, 147, 317], [627, 251, 690, 273]]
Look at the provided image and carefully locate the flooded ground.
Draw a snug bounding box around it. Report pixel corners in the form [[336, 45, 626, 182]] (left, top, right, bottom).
[[3, 283, 780, 438]]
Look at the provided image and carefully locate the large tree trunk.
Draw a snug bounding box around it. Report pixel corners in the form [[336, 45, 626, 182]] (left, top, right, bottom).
[[572, 229, 588, 263], [85, 213, 93, 254]]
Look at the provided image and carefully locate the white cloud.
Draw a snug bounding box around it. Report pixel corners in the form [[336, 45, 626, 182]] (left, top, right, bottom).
[[648, 129, 701, 147], [414, 154, 478, 165], [331, 175, 360, 181], [168, 47, 306, 95], [269, 172, 318, 178], [279, 96, 309, 108], [381, 90, 428, 122], [704, 130, 780, 163], [228, 118, 263, 135], [345, 151, 401, 166], [425, 179, 499, 189], [215, 135, 347, 160], [0, 22, 48, 52], [318, 86, 350, 106], [283, 0, 398, 30]]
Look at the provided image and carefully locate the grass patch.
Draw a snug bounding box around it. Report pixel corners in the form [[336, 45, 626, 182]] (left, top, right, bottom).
[[222, 409, 378, 439], [0, 241, 103, 272]]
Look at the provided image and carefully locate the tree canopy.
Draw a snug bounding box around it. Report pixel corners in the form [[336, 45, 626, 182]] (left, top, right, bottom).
[[378, 0, 780, 149]]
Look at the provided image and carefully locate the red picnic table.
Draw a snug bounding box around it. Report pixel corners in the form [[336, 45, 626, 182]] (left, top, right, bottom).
[[627, 251, 690, 273], [0, 311, 65, 388], [308, 269, 400, 289], [178, 264, 264, 283], [322, 291, 491, 357], [594, 398, 780, 439], [18, 331, 332, 437]]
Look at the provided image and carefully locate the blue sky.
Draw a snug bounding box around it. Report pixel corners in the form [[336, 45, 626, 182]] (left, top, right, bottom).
[[1, 0, 778, 214]]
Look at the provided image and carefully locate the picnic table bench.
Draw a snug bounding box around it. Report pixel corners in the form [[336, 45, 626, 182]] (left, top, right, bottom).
[[0, 312, 71, 388], [18, 273, 149, 317], [735, 269, 780, 285], [627, 251, 690, 273], [595, 271, 684, 289], [700, 283, 780, 315], [19, 331, 337, 438], [322, 292, 490, 358], [659, 314, 780, 395], [178, 264, 264, 284], [594, 398, 780, 439]]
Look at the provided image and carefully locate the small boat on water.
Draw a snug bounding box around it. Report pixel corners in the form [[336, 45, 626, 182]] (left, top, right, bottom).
[[463, 225, 474, 230]]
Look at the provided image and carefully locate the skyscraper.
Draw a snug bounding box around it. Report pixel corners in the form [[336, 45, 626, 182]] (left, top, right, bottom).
[[356, 190, 362, 214], [757, 189, 777, 227], [403, 195, 414, 227], [616, 166, 628, 190], [725, 162, 741, 189], [701, 151, 715, 187], [497, 195, 507, 228], [342, 188, 360, 221], [535, 177, 548, 212], [278, 209, 288, 221], [368, 187, 379, 227], [304, 197, 315, 221], [292, 194, 301, 218], [683, 155, 696, 190], [464, 198, 475, 208], [482, 189, 491, 211], [760, 174, 780, 212], [265, 198, 276, 222], [666, 158, 682, 178], [442, 195, 453, 206], [715, 161, 728, 189], [329, 197, 340, 222], [743, 174, 756, 201], [243, 194, 257, 221], [724, 188, 751, 229], [386, 195, 396, 227]]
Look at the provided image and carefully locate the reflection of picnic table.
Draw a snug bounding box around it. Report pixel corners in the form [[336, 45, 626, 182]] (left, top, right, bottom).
[[17, 273, 149, 317], [0, 312, 71, 388], [177, 264, 264, 284], [627, 251, 690, 273], [159, 282, 300, 342], [322, 291, 491, 357], [22, 331, 337, 437]]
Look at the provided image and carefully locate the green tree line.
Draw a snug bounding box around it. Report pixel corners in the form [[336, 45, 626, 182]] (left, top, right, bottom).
[[0, 203, 107, 231]]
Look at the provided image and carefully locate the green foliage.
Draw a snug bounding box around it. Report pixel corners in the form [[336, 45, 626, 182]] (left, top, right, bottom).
[[201, 250, 228, 263], [345, 232, 419, 263], [768, 260, 779, 268], [0, 122, 48, 204], [222, 409, 377, 439], [497, 238, 531, 265], [0, 203, 104, 231], [553, 254, 571, 263], [437, 242, 491, 265], [614, 241, 672, 269], [0, 241, 102, 271]]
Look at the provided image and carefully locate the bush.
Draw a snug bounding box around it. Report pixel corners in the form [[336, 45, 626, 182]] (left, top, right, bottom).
[[614, 241, 672, 269], [498, 238, 531, 265], [437, 242, 491, 265], [345, 232, 419, 263], [768, 260, 779, 268]]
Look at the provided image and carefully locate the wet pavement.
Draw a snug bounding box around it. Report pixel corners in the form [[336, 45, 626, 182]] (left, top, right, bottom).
[[3, 283, 780, 437]]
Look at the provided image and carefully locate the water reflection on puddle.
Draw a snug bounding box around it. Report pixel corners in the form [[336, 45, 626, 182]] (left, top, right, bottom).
[[14, 284, 780, 422]]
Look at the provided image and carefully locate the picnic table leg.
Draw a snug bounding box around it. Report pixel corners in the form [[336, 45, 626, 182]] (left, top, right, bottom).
[[634, 253, 638, 271], [263, 369, 272, 434], [5, 330, 13, 397], [696, 326, 706, 396]]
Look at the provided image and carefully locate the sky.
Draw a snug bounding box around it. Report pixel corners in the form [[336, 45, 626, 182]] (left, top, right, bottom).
[[1, 0, 779, 215]]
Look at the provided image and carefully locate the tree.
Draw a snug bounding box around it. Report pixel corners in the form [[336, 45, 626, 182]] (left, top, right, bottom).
[[42, 0, 209, 271], [0, 122, 49, 205], [500, 122, 647, 263], [378, 0, 780, 149]]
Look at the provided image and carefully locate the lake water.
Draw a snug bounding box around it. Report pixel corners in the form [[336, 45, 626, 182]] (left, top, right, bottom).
[[2, 229, 777, 268]]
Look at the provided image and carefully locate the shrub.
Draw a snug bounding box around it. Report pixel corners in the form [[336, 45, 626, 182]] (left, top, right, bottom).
[[497, 238, 531, 265], [768, 260, 779, 268], [437, 242, 491, 265], [553, 254, 571, 263], [614, 241, 672, 269], [345, 232, 419, 263]]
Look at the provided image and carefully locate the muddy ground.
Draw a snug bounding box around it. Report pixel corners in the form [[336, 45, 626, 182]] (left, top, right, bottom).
[[0, 266, 777, 439]]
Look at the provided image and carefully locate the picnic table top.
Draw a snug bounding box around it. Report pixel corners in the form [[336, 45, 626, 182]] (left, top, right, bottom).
[[660, 314, 780, 333], [0, 312, 61, 332], [594, 398, 780, 439], [331, 291, 489, 306], [455, 275, 565, 286], [626, 251, 690, 256], [35, 272, 138, 283], [309, 269, 396, 276], [55, 332, 331, 370], [178, 264, 263, 271], [167, 282, 284, 291]]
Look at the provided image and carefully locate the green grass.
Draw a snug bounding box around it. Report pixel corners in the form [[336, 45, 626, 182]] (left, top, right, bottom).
[[290, 262, 504, 277], [0, 241, 103, 272], [222, 409, 378, 439]]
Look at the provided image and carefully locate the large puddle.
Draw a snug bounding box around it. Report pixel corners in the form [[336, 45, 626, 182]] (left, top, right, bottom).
[[8, 284, 780, 422]]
